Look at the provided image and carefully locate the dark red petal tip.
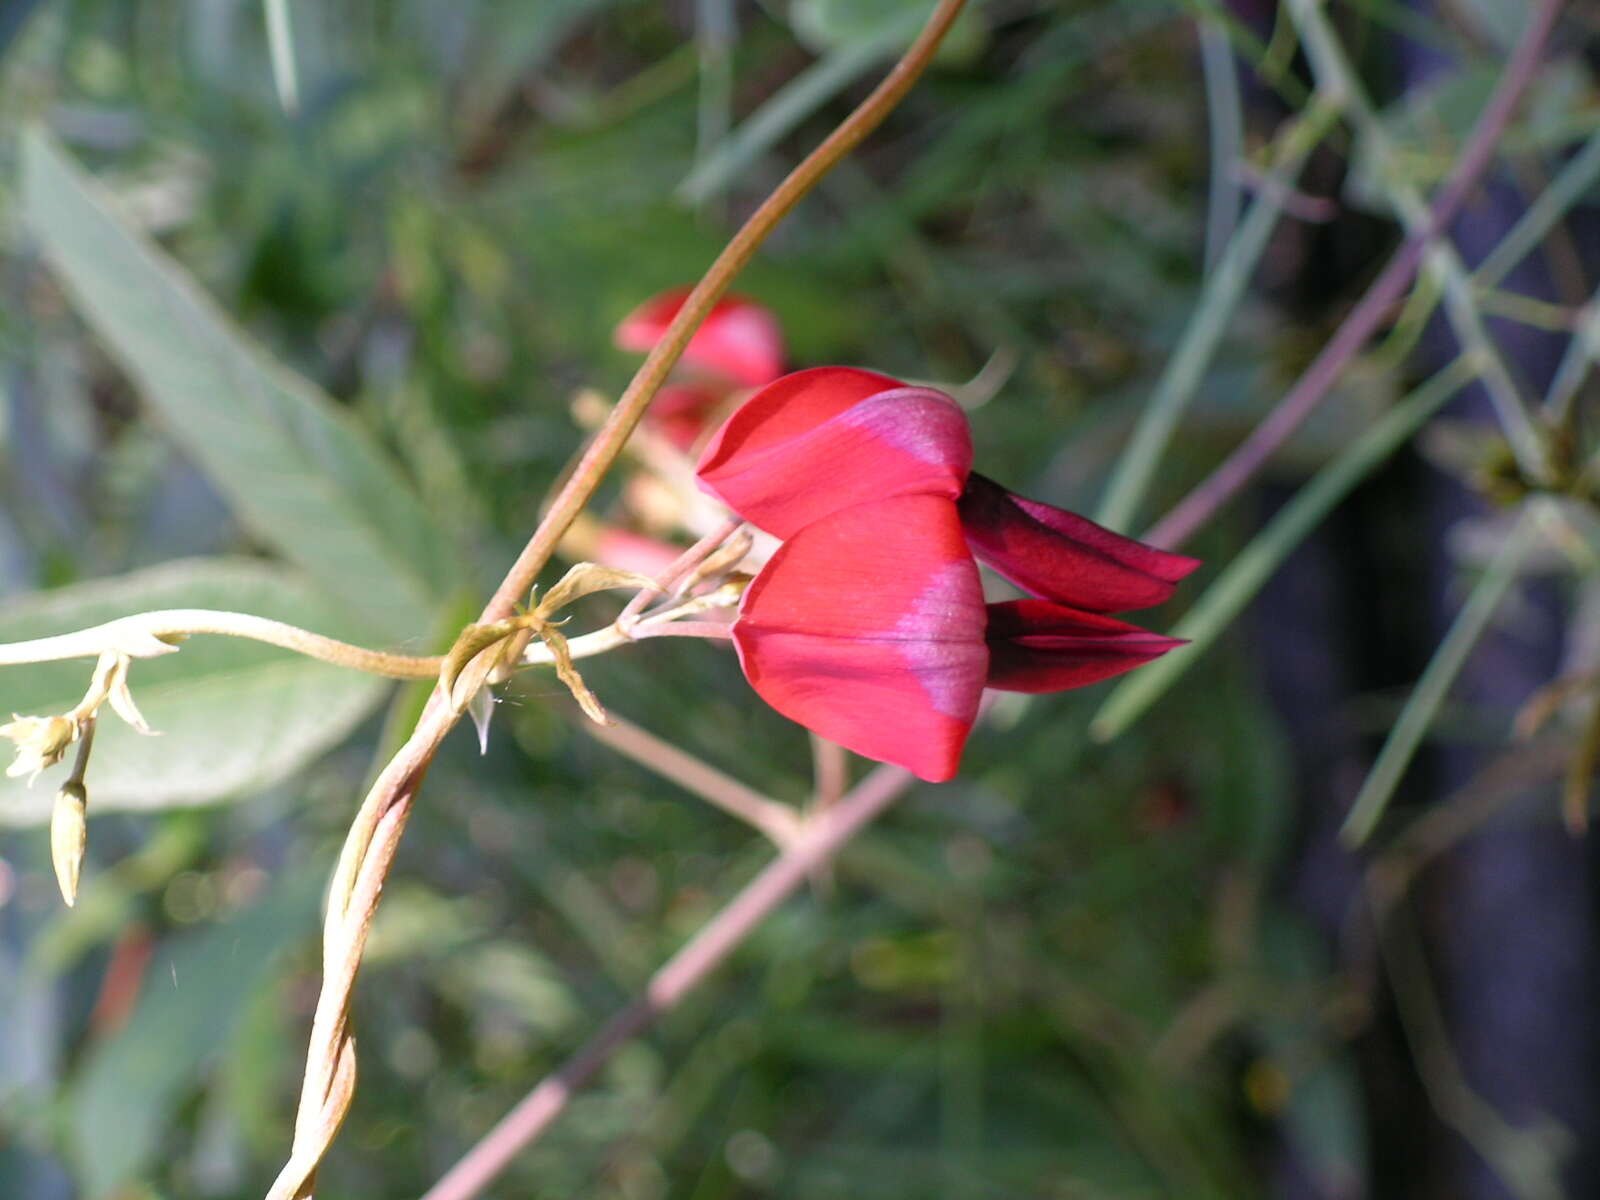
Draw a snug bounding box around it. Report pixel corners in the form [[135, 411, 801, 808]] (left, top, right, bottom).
[[984, 599, 1184, 693], [958, 474, 1199, 613]]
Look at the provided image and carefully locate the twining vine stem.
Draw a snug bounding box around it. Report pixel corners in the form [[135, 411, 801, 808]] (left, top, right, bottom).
[[263, 3, 968, 1197]]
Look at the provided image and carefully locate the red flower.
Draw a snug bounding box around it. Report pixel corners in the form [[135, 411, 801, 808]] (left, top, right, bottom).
[[615, 288, 786, 390], [695, 368, 1197, 781], [592, 528, 684, 578], [614, 290, 787, 452], [645, 383, 729, 453]]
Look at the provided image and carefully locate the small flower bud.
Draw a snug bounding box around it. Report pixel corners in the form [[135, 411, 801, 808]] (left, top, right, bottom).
[[51, 781, 88, 907]]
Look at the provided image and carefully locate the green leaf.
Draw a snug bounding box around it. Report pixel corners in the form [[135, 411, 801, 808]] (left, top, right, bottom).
[[68, 868, 324, 1199], [0, 558, 391, 825], [20, 127, 461, 644]]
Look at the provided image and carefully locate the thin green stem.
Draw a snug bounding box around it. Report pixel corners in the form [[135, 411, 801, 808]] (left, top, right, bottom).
[[0, 599, 727, 680], [680, 20, 915, 206], [1475, 126, 1600, 291], [263, 0, 299, 115], [1092, 356, 1481, 741], [0, 610, 439, 677], [1341, 503, 1541, 846], [1545, 289, 1600, 426], [1474, 286, 1576, 333], [694, 0, 735, 174], [1096, 93, 1343, 532], [1286, 0, 1554, 486], [1198, 15, 1244, 275]]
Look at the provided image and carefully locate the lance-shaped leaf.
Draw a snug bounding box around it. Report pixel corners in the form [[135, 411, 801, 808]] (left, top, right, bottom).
[[21, 128, 461, 643]]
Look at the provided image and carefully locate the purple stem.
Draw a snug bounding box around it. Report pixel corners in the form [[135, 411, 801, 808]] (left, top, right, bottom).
[[419, 763, 915, 1200], [1145, 0, 1565, 551]]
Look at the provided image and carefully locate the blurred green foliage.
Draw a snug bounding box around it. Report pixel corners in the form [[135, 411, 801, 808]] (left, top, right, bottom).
[[0, 0, 1574, 1196]]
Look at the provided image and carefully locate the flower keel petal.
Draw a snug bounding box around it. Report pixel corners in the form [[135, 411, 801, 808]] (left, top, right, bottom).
[[958, 474, 1200, 612], [984, 599, 1184, 692]]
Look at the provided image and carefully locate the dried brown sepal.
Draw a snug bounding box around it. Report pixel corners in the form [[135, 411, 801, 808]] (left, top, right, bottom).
[[535, 562, 657, 619], [486, 626, 536, 686], [537, 625, 609, 725], [438, 619, 522, 705]]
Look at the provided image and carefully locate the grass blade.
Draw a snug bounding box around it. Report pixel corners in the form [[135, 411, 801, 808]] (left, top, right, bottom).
[[264, 0, 300, 116], [1340, 504, 1540, 846], [1090, 356, 1480, 743], [1095, 95, 1342, 533], [677, 14, 918, 206]]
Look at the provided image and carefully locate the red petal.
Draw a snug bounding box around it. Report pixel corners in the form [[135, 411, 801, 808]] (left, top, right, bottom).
[[698, 368, 973, 538], [648, 384, 725, 451], [984, 599, 1184, 693], [958, 474, 1200, 612], [733, 495, 986, 781], [593, 529, 684, 578], [614, 288, 785, 387]]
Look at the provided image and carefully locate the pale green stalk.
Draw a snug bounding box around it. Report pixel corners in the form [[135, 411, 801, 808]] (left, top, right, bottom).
[[1198, 16, 1245, 274], [1286, 0, 1551, 485], [1475, 126, 1600, 291], [1091, 356, 1481, 742], [1340, 504, 1541, 845], [1096, 94, 1343, 532], [679, 11, 920, 205], [264, 0, 299, 115], [1544, 287, 1600, 424]]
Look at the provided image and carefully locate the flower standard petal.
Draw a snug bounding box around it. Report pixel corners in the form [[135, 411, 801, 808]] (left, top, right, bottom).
[[733, 495, 987, 782], [614, 288, 786, 387], [698, 371, 973, 538], [984, 599, 1184, 693], [958, 474, 1200, 613]]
